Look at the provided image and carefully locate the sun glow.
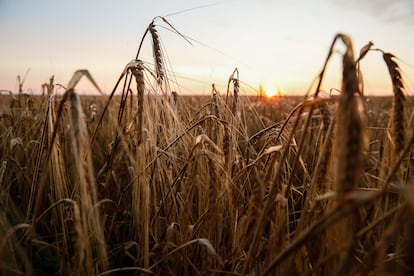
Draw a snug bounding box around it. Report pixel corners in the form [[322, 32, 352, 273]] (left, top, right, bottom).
[[264, 86, 278, 98]]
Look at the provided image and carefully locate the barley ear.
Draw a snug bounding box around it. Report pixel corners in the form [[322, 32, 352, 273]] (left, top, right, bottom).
[[149, 23, 165, 86], [334, 34, 368, 197], [383, 53, 405, 156], [131, 60, 145, 146]]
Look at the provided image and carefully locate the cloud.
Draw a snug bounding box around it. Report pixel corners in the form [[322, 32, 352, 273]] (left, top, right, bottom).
[[333, 0, 414, 25]]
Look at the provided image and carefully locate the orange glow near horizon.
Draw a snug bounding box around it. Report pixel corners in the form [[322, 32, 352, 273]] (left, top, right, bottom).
[[264, 86, 278, 98], [263, 86, 281, 99]]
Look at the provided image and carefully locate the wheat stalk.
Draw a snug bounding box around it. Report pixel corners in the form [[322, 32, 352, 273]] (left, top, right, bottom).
[[129, 60, 151, 268], [327, 33, 369, 274], [68, 90, 108, 273]]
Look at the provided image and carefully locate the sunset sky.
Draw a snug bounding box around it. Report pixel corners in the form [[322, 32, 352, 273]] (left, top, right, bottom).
[[1, 0, 413, 96]]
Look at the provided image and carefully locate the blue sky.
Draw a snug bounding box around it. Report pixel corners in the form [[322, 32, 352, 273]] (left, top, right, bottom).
[[1, 0, 413, 96]]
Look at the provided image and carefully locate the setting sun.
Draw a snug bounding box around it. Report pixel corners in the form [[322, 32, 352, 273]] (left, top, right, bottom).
[[264, 86, 278, 98]]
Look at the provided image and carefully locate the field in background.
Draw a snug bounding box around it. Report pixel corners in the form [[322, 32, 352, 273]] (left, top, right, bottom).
[[1, 90, 414, 275]]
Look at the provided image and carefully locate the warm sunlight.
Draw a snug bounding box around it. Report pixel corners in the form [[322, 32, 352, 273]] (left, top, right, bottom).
[[264, 86, 278, 98]]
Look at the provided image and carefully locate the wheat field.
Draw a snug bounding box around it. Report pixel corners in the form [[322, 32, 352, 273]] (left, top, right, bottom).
[[1, 18, 414, 275]]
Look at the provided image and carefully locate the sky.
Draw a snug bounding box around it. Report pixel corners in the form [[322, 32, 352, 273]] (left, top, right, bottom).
[[0, 0, 413, 96]]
